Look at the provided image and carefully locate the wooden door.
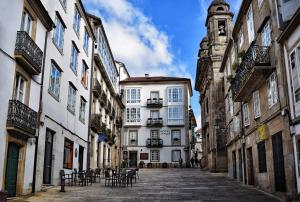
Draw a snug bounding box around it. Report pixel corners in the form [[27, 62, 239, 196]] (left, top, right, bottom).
[[232, 151, 237, 179], [43, 130, 53, 184], [272, 133, 286, 192], [79, 146, 84, 171], [247, 147, 254, 185], [5, 143, 19, 197]]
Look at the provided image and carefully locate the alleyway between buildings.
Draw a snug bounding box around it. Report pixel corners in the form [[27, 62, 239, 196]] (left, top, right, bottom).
[[12, 169, 279, 202]]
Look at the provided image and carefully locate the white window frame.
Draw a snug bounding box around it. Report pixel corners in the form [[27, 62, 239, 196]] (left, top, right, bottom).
[[126, 107, 141, 123], [49, 63, 61, 99], [126, 88, 141, 103], [83, 29, 89, 54], [253, 91, 261, 119], [67, 84, 76, 114], [233, 116, 240, 132], [238, 27, 244, 48], [79, 97, 86, 123], [172, 150, 181, 162], [54, 15, 65, 50], [168, 106, 184, 124], [243, 103, 250, 127], [267, 72, 278, 108], [150, 150, 159, 162], [129, 130, 138, 145], [168, 87, 183, 102], [81, 61, 88, 87], [171, 130, 181, 146], [21, 10, 32, 34], [246, 4, 255, 43], [261, 22, 271, 46], [73, 6, 81, 36], [289, 45, 300, 117], [14, 74, 26, 103], [70, 44, 78, 73]]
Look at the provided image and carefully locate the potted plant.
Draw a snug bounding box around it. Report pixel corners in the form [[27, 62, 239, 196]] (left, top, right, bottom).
[[139, 161, 144, 168], [232, 62, 239, 71], [226, 75, 233, 82]]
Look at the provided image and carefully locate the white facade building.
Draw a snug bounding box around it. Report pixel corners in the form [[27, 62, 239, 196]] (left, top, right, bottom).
[[0, 0, 53, 197], [120, 76, 193, 167], [34, 0, 94, 191]]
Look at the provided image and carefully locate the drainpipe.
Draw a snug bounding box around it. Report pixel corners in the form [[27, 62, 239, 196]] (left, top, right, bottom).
[[32, 30, 49, 193], [86, 40, 95, 170]]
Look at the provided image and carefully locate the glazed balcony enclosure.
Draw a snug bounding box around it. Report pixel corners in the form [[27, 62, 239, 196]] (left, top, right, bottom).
[[6, 100, 38, 137], [146, 138, 163, 148], [92, 78, 102, 98], [91, 114, 102, 133], [231, 45, 273, 102], [15, 31, 43, 75], [147, 98, 163, 108], [147, 118, 163, 127]]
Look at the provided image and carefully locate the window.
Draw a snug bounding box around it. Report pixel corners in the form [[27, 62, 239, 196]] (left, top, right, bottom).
[[150, 110, 159, 119], [151, 130, 159, 139], [54, 15, 65, 50], [168, 87, 183, 102], [150, 150, 159, 162], [21, 10, 32, 34], [172, 150, 181, 162], [70, 44, 78, 73], [59, 0, 67, 9], [171, 130, 181, 146], [168, 106, 184, 124], [262, 22, 271, 46], [246, 4, 255, 43], [238, 27, 244, 48], [126, 108, 141, 122], [63, 138, 73, 169], [289, 46, 300, 114], [73, 7, 81, 36], [257, 141, 267, 172], [81, 61, 88, 87], [267, 72, 278, 108], [14, 74, 26, 103], [67, 84, 76, 114], [49, 62, 61, 99], [79, 97, 86, 123], [83, 29, 89, 54], [258, 0, 263, 8], [229, 92, 234, 116], [233, 116, 240, 132], [253, 91, 261, 118], [243, 103, 250, 126], [126, 88, 141, 103], [129, 130, 137, 145]]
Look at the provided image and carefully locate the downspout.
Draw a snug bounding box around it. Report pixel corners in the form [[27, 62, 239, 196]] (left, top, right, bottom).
[[86, 40, 95, 170], [32, 30, 49, 193]]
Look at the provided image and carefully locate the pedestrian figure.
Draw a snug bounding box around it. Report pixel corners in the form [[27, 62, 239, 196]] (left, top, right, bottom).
[[191, 157, 195, 168], [179, 157, 183, 168], [195, 158, 199, 168]]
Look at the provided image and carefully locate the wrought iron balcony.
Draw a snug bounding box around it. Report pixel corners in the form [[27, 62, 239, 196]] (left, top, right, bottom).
[[91, 114, 102, 133], [147, 98, 163, 108], [146, 138, 163, 148], [100, 92, 107, 106], [92, 79, 102, 98], [15, 31, 43, 75], [231, 45, 273, 102], [6, 100, 38, 137], [147, 118, 163, 127], [116, 117, 123, 128]]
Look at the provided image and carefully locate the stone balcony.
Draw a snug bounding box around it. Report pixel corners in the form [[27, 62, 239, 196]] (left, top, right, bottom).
[[231, 45, 274, 102], [6, 100, 38, 137], [15, 31, 43, 75]]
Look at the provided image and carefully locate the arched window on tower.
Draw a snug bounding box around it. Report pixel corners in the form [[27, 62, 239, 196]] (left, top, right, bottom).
[[217, 7, 224, 11], [218, 21, 226, 36]]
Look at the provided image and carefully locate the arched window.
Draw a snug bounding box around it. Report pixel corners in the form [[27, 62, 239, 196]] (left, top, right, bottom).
[[217, 7, 224, 11]]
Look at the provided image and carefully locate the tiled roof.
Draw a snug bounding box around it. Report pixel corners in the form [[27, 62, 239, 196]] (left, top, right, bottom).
[[120, 76, 191, 83]]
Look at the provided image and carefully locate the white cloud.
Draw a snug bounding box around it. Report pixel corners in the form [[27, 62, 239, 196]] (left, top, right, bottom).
[[84, 0, 191, 79], [195, 114, 202, 131]]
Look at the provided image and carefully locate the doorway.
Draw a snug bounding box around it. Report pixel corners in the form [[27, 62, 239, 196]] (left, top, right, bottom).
[[5, 143, 20, 197], [247, 147, 254, 185], [272, 132, 286, 192], [78, 146, 84, 171], [238, 149, 243, 181], [232, 151, 237, 179], [129, 151, 137, 167], [43, 130, 54, 184]]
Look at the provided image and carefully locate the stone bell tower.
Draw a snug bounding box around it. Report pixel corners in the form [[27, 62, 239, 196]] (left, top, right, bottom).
[[196, 0, 233, 172]]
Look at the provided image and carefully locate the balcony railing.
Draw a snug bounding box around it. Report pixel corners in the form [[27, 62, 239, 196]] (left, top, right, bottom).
[[100, 92, 107, 106], [147, 118, 163, 127], [92, 79, 102, 98], [6, 100, 38, 136], [15, 31, 43, 75], [91, 114, 102, 133], [147, 98, 163, 108], [231, 45, 273, 102], [146, 138, 163, 148]]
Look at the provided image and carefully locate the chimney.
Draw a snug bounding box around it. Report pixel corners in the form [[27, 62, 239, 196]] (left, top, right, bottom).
[[145, 74, 149, 77]]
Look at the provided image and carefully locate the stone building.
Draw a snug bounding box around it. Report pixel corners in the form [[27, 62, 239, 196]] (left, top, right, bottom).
[[219, 0, 297, 198], [0, 0, 53, 197], [195, 0, 233, 172], [120, 76, 193, 168], [277, 1, 300, 195], [87, 14, 124, 170]]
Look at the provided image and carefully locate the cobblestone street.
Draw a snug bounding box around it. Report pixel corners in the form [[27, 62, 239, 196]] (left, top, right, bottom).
[[13, 169, 280, 202]]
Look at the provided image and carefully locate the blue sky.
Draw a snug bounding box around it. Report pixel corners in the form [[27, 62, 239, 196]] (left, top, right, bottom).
[[83, 0, 242, 128]]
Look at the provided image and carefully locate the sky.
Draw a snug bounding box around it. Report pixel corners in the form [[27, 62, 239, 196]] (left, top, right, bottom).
[[83, 0, 242, 129]]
